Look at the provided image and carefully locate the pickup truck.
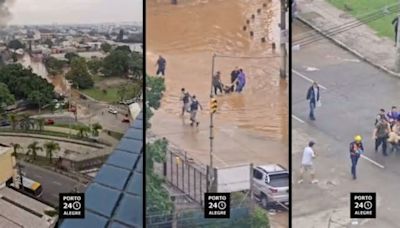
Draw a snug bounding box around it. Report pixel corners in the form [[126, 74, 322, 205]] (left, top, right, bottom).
[[252, 164, 289, 208]]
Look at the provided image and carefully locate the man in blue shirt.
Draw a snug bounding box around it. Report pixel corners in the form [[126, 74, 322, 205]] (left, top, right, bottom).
[[306, 81, 320, 120], [350, 135, 364, 180]]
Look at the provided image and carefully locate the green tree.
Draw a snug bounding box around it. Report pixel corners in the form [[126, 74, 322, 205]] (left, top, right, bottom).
[[8, 39, 24, 50], [65, 57, 94, 89], [146, 75, 172, 215], [76, 125, 90, 138], [0, 64, 54, 107], [101, 42, 112, 53], [19, 114, 34, 131], [43, 141, 60, 162], [130, 51, 143, 80], [87, 59, 102, 74], [118, 83, 142, 101], [115, 45, 131, 53], [28, 91, 45, 112], [101, 50, 132, 77], [91, 122, 102, 137], [43, 57, 65, 75], [64, 52, 80, 63], [0, 82, 15, 112], [44, 39, 53, 48], [35, 118, 45, 131], [27, 141, 42, 160], [8, 113, 18, 130]]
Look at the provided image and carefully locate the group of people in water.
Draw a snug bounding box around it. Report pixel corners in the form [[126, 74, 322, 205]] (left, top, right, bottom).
[[212, 67, 247, 95], [178, 67, 247, 127]]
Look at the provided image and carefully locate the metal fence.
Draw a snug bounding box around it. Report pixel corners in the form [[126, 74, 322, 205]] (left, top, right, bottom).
[[164, 148, 208, 206], [147, 207, 250, 228]]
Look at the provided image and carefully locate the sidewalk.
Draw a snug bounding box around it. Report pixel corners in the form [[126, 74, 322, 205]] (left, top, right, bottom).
[[295, 0, 400, 76]]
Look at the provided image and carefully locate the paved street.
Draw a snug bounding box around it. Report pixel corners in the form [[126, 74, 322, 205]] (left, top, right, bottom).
[[20, 161, 86, 207], [292, 21, 400, 227]]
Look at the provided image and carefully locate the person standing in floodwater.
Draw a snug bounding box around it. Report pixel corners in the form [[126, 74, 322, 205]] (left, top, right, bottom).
[[230, 67, 240, 92], [235, 69, 246, 93], [212, 71, 223, 95], [180, 88, 191, 116], [189, 95, 202, 127], [156, 55, 166, 76]]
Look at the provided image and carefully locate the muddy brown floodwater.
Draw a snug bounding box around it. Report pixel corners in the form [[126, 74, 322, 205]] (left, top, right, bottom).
[[147, 0, 288, 142], [19, 54, 70, 95]]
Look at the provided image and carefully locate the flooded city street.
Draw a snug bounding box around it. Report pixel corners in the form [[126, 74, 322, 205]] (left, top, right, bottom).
[[19, 54, 69, 95], [147, 1, 288, 226], [147, 0, 288, 159]]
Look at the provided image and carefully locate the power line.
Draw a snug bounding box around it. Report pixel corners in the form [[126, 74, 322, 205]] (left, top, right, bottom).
[[294, 3, 400, 47]]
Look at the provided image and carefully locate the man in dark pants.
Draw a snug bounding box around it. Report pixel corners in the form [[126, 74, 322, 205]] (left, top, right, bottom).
[[156, 55, 166, 76], [374, 118, 390, 156], [393, 17, 399, 44], [350, 135, 364, 180], [230, 67, 239, 92], [306, 81, 320, 120], [212, 71, 223, 95]]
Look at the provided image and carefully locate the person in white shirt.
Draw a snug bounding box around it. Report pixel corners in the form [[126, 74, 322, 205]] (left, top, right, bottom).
[[298, 141, 318, 184]]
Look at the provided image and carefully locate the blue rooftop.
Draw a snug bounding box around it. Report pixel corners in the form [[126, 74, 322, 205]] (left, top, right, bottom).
[[60, 111, 143, 228]]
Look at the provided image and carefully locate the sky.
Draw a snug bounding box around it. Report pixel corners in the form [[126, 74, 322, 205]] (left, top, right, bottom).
[[8, 0, 142, 25]]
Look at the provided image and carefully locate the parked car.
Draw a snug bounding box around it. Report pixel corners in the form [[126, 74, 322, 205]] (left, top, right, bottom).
[[0, 120, 10, 126], [108, 106, 118, 114], [252, 164, 289, 208], [45, 119, 55, 125]]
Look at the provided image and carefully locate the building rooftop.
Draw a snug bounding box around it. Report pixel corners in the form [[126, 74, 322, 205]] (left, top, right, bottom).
[[60, 111, 143, 228], [0, 187, 57, 228]]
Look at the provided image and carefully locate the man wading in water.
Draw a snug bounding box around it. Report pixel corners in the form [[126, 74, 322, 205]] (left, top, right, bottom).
[[189, 95, 202, 127]]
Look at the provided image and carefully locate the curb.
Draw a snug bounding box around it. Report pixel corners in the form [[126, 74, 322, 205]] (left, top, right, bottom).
[[0, 132, 106, 148], [296, 16, 400, 78]]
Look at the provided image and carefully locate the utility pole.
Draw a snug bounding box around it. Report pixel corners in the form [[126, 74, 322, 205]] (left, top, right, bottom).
[[280, 0, 288, 79], [208, 54, 216, 192], [396, 13, 400, 72]]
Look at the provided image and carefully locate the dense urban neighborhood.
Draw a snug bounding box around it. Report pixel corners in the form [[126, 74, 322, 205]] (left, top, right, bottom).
[[0, 20, 143, 228]]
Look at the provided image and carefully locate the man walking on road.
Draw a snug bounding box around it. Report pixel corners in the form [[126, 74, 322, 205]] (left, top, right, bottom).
[[180, 88, 191, 116], [189, 95, 202, 127], [350, 135, 364, 180], [298, 141, 318, 184], [374, 118, 390, 156], [156, 55, 167, 76], [306, 81, 320, 120]]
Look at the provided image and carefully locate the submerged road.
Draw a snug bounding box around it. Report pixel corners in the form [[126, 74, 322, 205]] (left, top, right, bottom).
[[292, 21, 400, 228]]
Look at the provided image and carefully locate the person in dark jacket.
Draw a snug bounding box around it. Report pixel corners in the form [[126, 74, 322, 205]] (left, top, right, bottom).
[[306, 81, 320, 120], [230, 67, 240, 92], [350, 135, 364, 180], [393, 17, 399, 44], [156, 55, 166, 76], [189, 95, 203, 127]]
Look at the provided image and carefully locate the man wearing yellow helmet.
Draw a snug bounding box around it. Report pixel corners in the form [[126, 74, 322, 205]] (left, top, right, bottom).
[[350, 135, 364, 180]]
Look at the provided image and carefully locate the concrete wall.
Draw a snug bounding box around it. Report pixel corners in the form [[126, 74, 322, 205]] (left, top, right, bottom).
[[0, 149, 14, 184]]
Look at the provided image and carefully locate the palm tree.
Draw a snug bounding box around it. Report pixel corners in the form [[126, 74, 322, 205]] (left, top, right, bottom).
[[43, 141, 60, 162], [8, 114, 18, 131], [36, 118, 45, 131], [91, 123, 102, 137], [19, 114, 34, 131], [27, 141, 42, 160], [76, 125, 90, 138]]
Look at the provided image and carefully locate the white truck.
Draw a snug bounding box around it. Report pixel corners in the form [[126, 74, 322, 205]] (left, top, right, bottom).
[[252, 164, 289, 208]]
